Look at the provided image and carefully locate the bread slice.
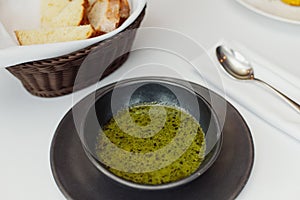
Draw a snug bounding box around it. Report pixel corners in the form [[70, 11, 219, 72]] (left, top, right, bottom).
[[15, 25, 95, 45], [87, 0, 121, 34], [119, 0, 130, 25], [87, 0, 98, 12], [119, 0, 130, 19], [41, 0, 88, 28]]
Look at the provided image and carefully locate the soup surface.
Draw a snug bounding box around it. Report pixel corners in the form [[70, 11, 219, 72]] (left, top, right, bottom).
[[96, 104, 206, 185]]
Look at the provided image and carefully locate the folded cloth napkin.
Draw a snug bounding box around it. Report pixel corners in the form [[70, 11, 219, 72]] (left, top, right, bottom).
[[192, 40, 300, 142]]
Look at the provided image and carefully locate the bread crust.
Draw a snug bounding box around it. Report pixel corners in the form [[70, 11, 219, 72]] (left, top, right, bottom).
[[87, 0, 121, 33], [120, 0, 130, 19], [80, 0, 90, 25]]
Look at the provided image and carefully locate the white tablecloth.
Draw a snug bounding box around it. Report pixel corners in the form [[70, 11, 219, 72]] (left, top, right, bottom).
[[0, 0, 300, 199]]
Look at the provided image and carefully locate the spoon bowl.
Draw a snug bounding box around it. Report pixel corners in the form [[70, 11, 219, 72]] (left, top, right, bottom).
[[216, 46, 254, 80]]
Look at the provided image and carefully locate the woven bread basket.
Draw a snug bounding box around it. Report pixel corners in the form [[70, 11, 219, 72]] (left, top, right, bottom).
[[6, 7, 146, 98]]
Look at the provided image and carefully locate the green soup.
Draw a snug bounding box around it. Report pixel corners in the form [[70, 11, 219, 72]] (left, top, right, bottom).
[[96, 104, 206, 185]]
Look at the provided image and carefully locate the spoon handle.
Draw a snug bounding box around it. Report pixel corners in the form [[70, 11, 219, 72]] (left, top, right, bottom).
[[255, 78, 300, 113]]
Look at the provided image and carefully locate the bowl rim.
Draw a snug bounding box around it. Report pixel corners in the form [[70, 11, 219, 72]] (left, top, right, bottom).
[[81, 76, 224, 190]]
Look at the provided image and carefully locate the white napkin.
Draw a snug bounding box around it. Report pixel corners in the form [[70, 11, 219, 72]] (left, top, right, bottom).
[[192, 41, 300, 142], [0, 0, 146, 68]]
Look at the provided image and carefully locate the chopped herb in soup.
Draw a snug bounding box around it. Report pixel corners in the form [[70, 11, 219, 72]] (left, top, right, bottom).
[[96, 104, 206, 185]]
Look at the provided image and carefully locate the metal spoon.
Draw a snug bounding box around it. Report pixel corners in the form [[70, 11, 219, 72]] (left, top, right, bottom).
[[216, 45, 300, 113]]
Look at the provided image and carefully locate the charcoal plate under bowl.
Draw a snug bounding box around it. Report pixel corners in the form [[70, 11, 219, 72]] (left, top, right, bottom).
[[50, 78, 254, 200]]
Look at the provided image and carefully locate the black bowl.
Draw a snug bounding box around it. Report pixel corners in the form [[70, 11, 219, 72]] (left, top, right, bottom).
[[79, 77, 223, 190]]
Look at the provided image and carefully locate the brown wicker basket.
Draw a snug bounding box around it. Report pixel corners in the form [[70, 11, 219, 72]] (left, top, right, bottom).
[[6, 7, 146, 98]]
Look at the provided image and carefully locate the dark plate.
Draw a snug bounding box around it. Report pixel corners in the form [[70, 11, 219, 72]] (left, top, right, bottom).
[[50, 80, 254, 200]]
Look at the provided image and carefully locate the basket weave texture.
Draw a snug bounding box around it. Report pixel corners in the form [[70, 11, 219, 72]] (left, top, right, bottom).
[[6, 7, 146, 98]]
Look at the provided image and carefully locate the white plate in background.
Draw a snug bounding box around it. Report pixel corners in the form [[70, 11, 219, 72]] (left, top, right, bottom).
[[235, 0, 300, 24]]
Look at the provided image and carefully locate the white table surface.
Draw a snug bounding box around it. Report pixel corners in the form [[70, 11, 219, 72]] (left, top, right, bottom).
[[1, 0, 300, 199]]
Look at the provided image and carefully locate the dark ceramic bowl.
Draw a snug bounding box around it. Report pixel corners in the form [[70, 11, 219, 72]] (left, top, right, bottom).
[[78, 77, 223, 190]]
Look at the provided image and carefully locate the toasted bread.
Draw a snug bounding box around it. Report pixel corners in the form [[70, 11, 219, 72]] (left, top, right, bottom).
[[15, 0, 131, 45], [87, 0, 98, 12], [120, 0, 130, 19], [119, 0, 130, 25], [15, 25, 95, 45], [87, 0, 121, 34]]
